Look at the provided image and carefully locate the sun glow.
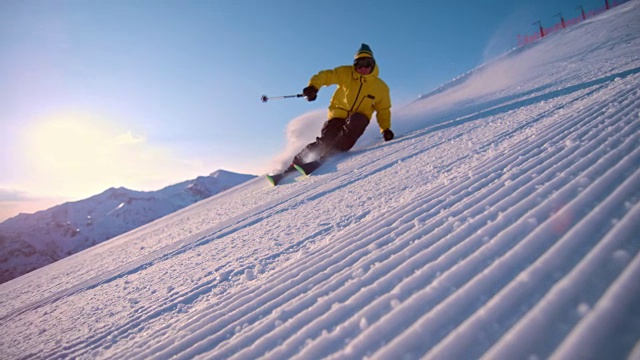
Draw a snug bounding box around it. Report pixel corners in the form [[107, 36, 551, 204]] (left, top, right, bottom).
[[27, 116, 131, 170], [20, 113, 203, 198]]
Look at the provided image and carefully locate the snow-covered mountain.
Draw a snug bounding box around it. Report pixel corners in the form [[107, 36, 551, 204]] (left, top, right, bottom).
[[0, 170, 255, 284], [1, 1, 639, 359]]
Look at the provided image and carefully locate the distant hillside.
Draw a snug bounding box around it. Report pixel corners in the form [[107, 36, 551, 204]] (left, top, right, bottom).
[[0, 170, 255, 284]]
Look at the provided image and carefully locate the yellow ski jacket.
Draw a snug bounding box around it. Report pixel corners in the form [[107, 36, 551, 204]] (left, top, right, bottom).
[[308, 64, 392, 133]]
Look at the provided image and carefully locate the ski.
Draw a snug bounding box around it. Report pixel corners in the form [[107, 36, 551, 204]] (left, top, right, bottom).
[[293, 160, 323, 176], [266, 172, 286, 186], [265, 165, 297, 186], [266, 160, 323, 186]]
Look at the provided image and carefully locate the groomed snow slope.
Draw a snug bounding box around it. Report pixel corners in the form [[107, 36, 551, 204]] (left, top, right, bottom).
[[1, 1, 640, 359]]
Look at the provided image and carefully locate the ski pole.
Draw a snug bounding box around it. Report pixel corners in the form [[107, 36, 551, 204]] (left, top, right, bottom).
[[261, 94, 304, 103]]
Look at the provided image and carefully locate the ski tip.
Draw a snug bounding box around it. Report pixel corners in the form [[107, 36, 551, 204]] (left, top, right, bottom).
[[266, 175, 278, 186], [293, 164, 309, 176], [293, 160, 323, 176]]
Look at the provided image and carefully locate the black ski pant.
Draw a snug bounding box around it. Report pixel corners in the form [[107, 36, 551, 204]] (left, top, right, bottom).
[[292, 112, 370, 165]]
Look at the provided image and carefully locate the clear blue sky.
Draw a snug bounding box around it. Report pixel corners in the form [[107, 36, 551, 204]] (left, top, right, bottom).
[[0, 0, 609, 220]]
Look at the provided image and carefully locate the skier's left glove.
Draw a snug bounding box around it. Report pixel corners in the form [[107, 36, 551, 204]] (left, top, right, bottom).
[[383, 129, 394, 141]]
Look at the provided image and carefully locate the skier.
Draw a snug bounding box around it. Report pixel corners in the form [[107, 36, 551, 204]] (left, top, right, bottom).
[[293, 43, 394, 167], [267, 43, 394, 185]]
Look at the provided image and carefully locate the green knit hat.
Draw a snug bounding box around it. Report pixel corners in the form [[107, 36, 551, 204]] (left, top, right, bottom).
[[354, 43, 374, 60]]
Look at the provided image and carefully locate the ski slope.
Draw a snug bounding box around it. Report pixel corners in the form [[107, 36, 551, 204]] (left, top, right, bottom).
[[1, 1, 640, 359]]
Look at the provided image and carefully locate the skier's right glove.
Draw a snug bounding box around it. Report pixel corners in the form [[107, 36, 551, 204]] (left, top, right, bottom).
[[383, 129, 395, 141], [303, 86, 318, 102]]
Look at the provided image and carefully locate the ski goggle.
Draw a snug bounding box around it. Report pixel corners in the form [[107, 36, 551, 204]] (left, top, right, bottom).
[[354, 57, 375, 69]]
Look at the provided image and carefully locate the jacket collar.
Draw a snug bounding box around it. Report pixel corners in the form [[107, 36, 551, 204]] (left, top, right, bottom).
[[352, 64, 379, 80]]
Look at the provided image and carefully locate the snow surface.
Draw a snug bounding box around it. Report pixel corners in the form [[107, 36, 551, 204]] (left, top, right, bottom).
[[1, 1, 640, 358]]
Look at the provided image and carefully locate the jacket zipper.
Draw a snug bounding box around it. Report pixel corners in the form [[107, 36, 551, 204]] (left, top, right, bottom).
[[348, 76, 364, 116]]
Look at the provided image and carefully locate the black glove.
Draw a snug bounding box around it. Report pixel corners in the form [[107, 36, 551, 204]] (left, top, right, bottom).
[[383, 129, 394, 141], [303, 86, 318, 102]]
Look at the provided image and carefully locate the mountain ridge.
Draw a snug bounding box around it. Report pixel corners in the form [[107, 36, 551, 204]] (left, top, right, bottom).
[[0, 169, 256, 284]]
